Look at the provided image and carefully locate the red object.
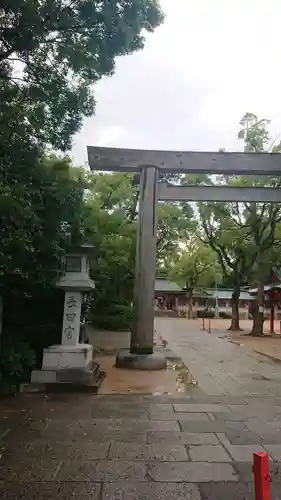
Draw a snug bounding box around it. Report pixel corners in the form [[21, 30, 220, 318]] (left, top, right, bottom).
[[269, 306, 275, 334], [253, 452, 271, 500]]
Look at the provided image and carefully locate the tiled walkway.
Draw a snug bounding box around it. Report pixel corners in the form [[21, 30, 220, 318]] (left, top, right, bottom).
[[1, 392, 281, 498], [2, 318, 281, 498], [155, 317, 281, 396]]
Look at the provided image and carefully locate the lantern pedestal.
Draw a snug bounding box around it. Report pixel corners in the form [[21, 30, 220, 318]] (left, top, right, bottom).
[[30, 245, 105, 392]]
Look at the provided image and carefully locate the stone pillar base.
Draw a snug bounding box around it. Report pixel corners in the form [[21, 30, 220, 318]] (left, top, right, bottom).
[[30, 344, 105, 388], [115, 349, 167, 370], [41, 344, 93, 371]]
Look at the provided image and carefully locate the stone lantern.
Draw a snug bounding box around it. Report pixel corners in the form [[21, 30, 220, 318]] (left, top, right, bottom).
[[31, 245, 103, 388]]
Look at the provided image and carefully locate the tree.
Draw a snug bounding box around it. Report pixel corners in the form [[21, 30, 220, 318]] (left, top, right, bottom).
[[198, 200, 254, 331], [0, 153, 86, 391], [157, 202, 194, 261], [0, 0, 163, 150], [198, 113, 281, 334], [79, 172, 194, 329], [236, 113, 281, 335], [169, 237, 221, 319]]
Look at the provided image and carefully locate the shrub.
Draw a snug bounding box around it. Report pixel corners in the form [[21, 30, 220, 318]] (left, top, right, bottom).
[[197, 309, 215, 318], [0, 342, 36, 395], [219, 311, 232, 319], [91, 302, 133, 331]]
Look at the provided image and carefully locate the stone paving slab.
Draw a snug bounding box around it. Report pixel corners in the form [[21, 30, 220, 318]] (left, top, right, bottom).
[[217, 433, 266, 462], [224, 428, 263, 445], [199, 482, 254, 500], [109, 443, 189, 461], [102, 482, 201, 500], [0, 458, 62, 482], [4, 387, 281, 498], [148, 411, 210, 421], [0, 482, 101, 500], [147, 462, 238, 482], [90, 418, 181, 431], [56, 460, 148, 482], [174, 404, 230, 413], [189, 445, 231, 462], [178, 420, 248, 433], [234, 461, 281, 482], [146, 431, 220, 445], [264, 445, 281, 462]]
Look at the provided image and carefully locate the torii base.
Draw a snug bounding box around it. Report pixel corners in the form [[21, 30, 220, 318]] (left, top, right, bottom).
[[115, 349, 167, 370]]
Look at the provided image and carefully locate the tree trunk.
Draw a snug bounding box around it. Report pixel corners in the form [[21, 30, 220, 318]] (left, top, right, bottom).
[[250, 282, 264, 336], [187, 289, 193, 319], [228, 287, 243, 331]]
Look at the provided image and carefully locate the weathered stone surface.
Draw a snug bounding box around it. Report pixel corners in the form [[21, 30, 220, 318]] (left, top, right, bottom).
[[233, 461, 281, 484], [264, 445, 281, 462], [73, 431, 148, 443], [232, 462, 253, 482], [218, 433, 266, 462], [102, 482, 201, 500], [146, 431, 219, 445], [149, 412, 209, 421], [227, 404, 281, 416], [189, 445, 231, 462], [90, 418, 180, 432], [199, 482, 252, 500], [56, 460, 147, 482], [213, 412, 251, 422], [147, 462, 238, 482], [90, 409, 149, 418], [17, 440, 110, 459], [0, 458, 62, 481], [109, 443, 189, 461], [174, 404, 230, 413], [0, 481, 101, 500], [225, 428, 263, 445], [178, 420, 246, 433]]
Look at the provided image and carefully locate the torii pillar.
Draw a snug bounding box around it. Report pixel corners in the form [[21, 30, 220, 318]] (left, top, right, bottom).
[[116, 166, 166, 369]]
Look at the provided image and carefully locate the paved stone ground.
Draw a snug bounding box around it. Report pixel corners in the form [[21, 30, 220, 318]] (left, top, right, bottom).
[[2, 319, 281, 498], [2, 393, 281, 498], [155, 317, 281, 397]]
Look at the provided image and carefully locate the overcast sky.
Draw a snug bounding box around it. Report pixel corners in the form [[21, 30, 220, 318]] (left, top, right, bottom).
[[71, 0, 281, 166]]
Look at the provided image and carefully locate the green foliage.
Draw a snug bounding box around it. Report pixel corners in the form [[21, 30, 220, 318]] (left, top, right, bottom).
[[0, 153, 85, 293], [0, 151, 84, 391], [91, 302, 133, 332], [0, 0, 164, 150], [197, 309, 214, 318], [0, 342, 36, 395], [157, 202, 194, 261], [81, 172, 194, 329], [169, 236, 221, 291], [219, 311, 232, 319]]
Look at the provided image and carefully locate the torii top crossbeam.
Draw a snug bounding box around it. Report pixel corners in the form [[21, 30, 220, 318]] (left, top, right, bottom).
[[87, 146, 281, 175]]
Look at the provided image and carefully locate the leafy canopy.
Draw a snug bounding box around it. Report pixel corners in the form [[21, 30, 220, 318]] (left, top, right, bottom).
[[0, 0, 164, 150]]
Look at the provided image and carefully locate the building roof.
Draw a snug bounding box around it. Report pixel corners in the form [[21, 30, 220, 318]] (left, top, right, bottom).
[[154, 279, 252, 300], [249, 282, 281, 295], [155, 278, 182, 293], [204, 288, 252, 300]]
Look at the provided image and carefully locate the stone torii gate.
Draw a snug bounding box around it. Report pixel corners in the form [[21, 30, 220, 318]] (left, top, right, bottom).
[[87, 147, 281, 370]]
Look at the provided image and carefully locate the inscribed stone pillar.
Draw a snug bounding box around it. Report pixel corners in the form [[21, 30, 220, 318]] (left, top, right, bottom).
[[130, 166, 158, 355], [61, 291, 82, 346]]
